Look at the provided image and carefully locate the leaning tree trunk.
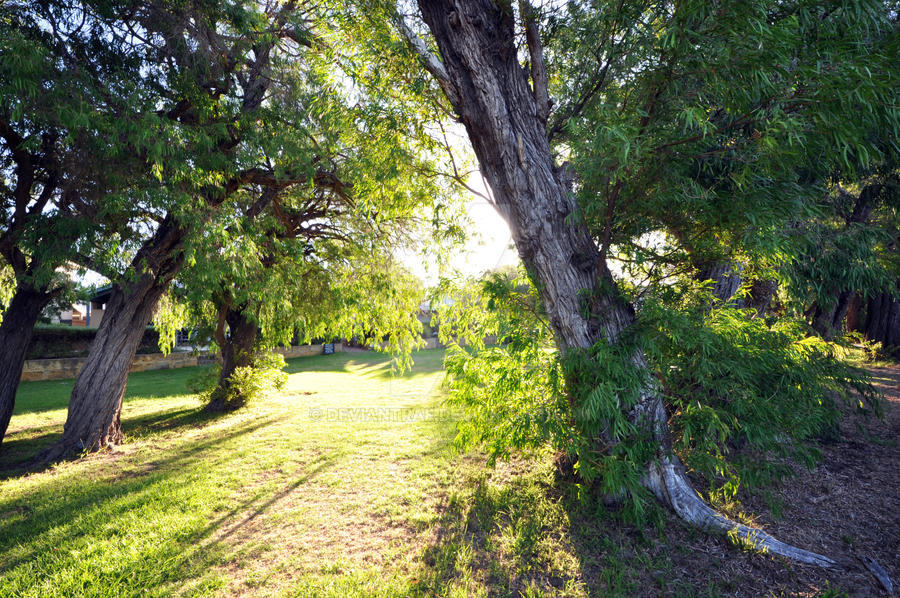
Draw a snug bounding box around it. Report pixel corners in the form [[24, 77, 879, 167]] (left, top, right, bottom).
[[207, 304, 259, 412], [414, 0, 834, 567], [33, 217, 186, 463], [0, 281, 55, 447]]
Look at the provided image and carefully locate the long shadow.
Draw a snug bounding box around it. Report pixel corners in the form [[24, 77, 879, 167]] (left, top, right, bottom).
[[406, 397, 679, 597], [354, 388, 535, 596], [412, 470, 573, 596], [0, 417, 274, 576], [283, 351, 377, 375], [1, 349, 449, 593], [410, 461, 670, 597], [120, 449, 340, 594], [190, 450, 340, 545], [0, 417, 343, 595], [122, 404, 220, 437], [0, 405, 220, 477]]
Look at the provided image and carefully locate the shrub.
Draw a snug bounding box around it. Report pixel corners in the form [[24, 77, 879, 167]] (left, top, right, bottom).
[[439, 272, 878, 522], [191, 350, 288, 411]]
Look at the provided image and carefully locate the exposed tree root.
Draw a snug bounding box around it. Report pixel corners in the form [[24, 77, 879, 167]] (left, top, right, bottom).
[[859, 554, 894, 595], [643, 456, 838, 568], [645, 458, 896, 592]]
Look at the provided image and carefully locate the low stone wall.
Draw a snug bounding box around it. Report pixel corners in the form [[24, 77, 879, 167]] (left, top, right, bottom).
[[278, 343, 343, 358], [20, 352, 202, 382], [20, 343, 345, 382]]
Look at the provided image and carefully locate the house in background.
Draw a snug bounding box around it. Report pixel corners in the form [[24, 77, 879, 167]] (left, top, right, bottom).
[[49, 285, 114, 328], [55, 304, 88, 326]]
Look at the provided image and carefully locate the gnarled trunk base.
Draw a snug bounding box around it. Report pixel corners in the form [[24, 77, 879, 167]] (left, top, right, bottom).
[[32, 217, 185, 465], [412, 0, 854, 575], [32, 277, 168, 464], [206, 305, 259, 412]]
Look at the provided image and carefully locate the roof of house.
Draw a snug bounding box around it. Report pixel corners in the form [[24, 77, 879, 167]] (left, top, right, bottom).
[[90, 284, 114, 304]]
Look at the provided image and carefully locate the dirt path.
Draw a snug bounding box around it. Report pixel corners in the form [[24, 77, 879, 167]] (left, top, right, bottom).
[[693, 366, 900, 596]]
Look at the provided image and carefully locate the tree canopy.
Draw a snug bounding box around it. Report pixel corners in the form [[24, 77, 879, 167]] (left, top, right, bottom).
[[1, 0, 898, 579]]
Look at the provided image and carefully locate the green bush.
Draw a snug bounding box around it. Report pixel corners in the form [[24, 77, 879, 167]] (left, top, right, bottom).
[[190, 350, 288, 410], [642, 297, 879, 500], [440, 273, 878, 523], [223, 352, 288, 406]]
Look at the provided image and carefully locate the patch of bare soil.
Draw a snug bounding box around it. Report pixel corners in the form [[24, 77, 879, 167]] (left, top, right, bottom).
[[654, 365, 900, 597]]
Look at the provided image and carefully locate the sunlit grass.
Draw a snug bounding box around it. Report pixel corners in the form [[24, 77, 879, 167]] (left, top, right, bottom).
[[1, 350, 459, 596], [0, 349, 850, 597]]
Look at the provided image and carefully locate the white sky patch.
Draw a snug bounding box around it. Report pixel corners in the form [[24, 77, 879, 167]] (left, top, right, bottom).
[[399, 170, 519, 286], [398, 197, 518, 285]]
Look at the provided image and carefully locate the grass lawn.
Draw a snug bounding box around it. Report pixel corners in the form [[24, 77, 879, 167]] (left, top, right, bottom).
[[1, 349, 888, 597]]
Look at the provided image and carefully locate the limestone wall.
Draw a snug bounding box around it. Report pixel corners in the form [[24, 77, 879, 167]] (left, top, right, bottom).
[[20, 343, 345, 382], [277, 343, 344, 358]]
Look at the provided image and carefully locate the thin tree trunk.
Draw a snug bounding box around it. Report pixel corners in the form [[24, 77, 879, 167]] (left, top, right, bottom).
[[413, 0, 834, 567], [33, 217, 186, 463], [207, 304, 259, 412], [0, 281, 55, 447]]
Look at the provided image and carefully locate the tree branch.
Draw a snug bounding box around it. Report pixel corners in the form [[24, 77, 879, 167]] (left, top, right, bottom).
[[392, 11, 460, 106], [520, 1, 549, 123]]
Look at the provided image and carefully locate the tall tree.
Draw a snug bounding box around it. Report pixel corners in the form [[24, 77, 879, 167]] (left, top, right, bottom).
[[171, 146, 433, 411], [0, 1, 153, 447], [30, 0, 325, 461], [388, 0, 897, 567], [29, 0, 458, 461]]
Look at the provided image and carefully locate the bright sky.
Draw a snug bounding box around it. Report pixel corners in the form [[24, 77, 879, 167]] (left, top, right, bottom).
[[398, 169, 520, 286], [78, 196, 519, 290]]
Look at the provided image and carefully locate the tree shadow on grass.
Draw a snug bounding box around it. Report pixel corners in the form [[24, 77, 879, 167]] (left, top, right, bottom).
[[0, 418, 341, 596], [410, 469, 583, 597], [0, 405, 222, 477], [0, 417, 275, 571], [406, 414, 709, 598]]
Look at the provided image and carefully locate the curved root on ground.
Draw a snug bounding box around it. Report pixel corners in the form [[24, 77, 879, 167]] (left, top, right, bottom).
[[643, 457, 837, 568]]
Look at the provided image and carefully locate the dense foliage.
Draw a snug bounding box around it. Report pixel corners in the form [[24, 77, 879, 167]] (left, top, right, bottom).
[[438, 270, 879, 520], [0, 0, 896, 550]]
